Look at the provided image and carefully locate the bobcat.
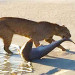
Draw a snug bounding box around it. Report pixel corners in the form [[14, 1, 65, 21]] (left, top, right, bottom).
[[0, 17, 71, 54]]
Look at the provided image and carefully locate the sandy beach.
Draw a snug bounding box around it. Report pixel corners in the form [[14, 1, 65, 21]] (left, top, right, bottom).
[[0, 0, 75, 75]]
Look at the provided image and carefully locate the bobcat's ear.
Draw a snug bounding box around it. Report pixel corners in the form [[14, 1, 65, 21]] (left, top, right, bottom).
[[62, 25, 65, 27]]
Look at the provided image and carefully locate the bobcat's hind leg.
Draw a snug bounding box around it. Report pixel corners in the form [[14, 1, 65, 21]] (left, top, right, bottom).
[[32, 38, 40, 47], [0, 22, 14, 54], [45, 37, 53, 43], [3, 36, 13, 54], [2, 32, 13, 54], [31, 35, 40, 47], [34, 41, 40, 47]]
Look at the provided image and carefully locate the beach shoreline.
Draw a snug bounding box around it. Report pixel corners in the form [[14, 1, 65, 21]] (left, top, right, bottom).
[[0, 0, 75, 75]]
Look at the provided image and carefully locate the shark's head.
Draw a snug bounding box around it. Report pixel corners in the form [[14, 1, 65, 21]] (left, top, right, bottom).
[[63, 38, 75, 44]]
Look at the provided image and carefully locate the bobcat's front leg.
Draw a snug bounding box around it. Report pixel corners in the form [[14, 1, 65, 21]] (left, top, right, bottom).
[[45, 38, 66, 51], [52, 39, 66, 51]]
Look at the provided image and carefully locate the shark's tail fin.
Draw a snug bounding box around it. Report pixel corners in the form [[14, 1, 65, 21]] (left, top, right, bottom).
[[21, 39, 33, 61]]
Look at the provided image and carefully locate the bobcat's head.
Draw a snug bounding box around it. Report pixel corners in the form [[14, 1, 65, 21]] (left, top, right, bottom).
[[55, 25, 71, 38]]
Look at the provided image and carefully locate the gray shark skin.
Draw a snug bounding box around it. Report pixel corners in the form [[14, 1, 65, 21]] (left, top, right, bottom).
[[21, 38, 74, 61]]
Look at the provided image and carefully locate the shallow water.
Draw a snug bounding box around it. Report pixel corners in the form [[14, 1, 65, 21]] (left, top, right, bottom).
[[0, 0, 75, 74], [0, 45, 33, 75]]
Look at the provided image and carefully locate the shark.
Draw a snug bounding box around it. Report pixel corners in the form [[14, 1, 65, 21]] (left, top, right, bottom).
[[20, 38, 75, 61]]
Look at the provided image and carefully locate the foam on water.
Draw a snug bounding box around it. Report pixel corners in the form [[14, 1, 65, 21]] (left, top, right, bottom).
[[0, 45, 33, 74]]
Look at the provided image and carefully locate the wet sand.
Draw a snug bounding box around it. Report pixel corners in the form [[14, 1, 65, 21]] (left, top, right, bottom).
[[0, 0, 75, 75]]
